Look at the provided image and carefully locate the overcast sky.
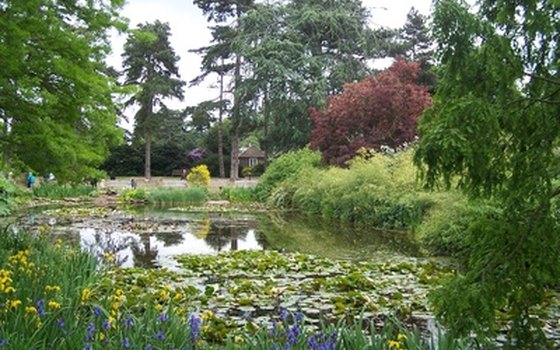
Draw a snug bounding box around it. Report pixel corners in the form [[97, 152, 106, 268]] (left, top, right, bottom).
[[108, 0, 433, 126]]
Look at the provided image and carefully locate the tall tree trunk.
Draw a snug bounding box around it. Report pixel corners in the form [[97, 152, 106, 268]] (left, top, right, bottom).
[[230, 37, 242, 181], [218, 66, 225, 178], [263, 87, 269, 167], [230, 133, 239, 181], [144, 131, 152, 179]]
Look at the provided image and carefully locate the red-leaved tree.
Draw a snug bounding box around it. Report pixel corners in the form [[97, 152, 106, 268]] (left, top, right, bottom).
[[309, 59, 431, 166]]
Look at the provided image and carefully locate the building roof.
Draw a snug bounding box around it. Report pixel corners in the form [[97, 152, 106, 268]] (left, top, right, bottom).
[[239, 145, 265, 158]]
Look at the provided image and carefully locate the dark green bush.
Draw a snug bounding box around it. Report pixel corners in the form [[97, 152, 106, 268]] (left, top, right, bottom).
[[254, 148, 322, 200], [0, 173, 20, 216]]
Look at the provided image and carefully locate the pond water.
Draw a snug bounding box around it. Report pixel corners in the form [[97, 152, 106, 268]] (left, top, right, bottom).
[[10, 205, 422, 269]]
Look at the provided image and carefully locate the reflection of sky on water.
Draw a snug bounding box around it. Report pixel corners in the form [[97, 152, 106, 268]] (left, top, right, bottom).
[[78, 224, 263, 269]]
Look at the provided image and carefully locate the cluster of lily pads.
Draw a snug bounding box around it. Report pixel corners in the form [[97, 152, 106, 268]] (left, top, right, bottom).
[[95, 250, 455, 340]]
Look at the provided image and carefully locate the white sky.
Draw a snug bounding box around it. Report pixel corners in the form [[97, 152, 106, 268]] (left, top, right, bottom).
[[107, 0, 433, 127]]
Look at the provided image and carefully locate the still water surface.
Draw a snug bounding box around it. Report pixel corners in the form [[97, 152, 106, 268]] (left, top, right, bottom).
[[14, 205, 422, 268]]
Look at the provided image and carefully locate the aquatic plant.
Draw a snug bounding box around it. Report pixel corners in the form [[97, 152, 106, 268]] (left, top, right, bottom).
[[147, 187, 208, 206], [33, 183, 97, 199]]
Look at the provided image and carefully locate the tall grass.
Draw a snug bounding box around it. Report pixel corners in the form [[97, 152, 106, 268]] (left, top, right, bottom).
[[269, 149, 433, 230], [33, 183, 96, 199], [220, 186, 257, 202], [147, 187, 208, 206]]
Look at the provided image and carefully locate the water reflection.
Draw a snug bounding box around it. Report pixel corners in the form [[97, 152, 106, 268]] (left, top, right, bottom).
[[12, 205, 423, 268], [70, 211, 266, 268]]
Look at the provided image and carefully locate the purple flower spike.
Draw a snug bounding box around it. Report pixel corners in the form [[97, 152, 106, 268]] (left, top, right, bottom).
[[154, 330, 166, 341], [157, 312, 169, 323], [123, 337, 131, 349], [36, 299, 46, 317]]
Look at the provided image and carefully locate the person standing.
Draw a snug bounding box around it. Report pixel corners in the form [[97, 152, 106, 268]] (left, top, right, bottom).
[[26, 172, 36, 188]]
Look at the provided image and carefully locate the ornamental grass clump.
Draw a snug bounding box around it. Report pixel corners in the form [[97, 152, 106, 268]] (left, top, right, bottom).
[[147, 187, 208, 206]]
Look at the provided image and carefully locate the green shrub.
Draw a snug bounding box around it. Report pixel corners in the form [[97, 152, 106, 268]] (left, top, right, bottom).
[[270, 149, 431, 230], [0, 172, 20, 216], [148, 187, 208, 206], [255, 148, 322, 200], [221, 187, 256, 202], [118, 188, 147, 203], [33, 183, 96, 199], [187, 164, 211, 187], [417, 195, 501, 259]]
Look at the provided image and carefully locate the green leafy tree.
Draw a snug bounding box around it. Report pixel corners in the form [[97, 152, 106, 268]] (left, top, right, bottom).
[[193, 0, 255, 180], [237, 0, 386, 155], [122, 20, 185, 179], [0, 0, 126, 181], [399, 7, 437, 91], [414, 0, 560, 347]]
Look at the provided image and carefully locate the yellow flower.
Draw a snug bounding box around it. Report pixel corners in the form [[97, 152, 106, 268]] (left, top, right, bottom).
[[234, 335, 244, 343], [103, 252, 115, 263], [388, 340, 403, 349], [45, 285, 61, 293], [201, 310, 214, 320], [397, 333, 407, 342], [25, 306, 37, 314], [202, 325, 210, 333], [9, 299, 22, 309], [158, 289, 170, 300], [4, 286, 15, 294], [173, 292, 183, 302], [48, 301, 61, 309], [81, 288, 92, 302]]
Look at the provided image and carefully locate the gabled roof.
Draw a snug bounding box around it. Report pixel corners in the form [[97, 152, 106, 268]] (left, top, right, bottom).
[[239, 145, 265, 158]]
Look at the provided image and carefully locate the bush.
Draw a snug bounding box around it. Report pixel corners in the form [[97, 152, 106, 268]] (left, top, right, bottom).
[[0, 172, 20, 216], [255, 148, 322, 200], [220, 187, 256, 202], [187, 164, 211, 187], [269, 149, 432, 230], [148, 187, 208, 206], [118, 188, 147, 203], [33, 183, 96, 199], [416, 196, 502, 259]]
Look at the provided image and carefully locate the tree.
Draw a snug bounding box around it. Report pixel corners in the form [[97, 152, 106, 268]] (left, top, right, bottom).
[[237, 0, 389, 155], [309, 59, 431, 166], [399, 7, 437, 91], [414, 0, 560, 346], [122, 20, 184, 179], [0, 0, 126, 181], [193, 0, 255, 181]]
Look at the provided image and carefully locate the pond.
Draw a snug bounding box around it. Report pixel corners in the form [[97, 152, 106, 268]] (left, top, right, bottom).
[[10, 205, 423, 269]]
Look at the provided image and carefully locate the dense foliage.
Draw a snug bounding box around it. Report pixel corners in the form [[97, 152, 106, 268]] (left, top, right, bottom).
[[268, 149, 433, 230], [414, 0, 560, 346], [310, 60, 431, 166], [254, 148, 322, 200], [0, 0, 126, 181]]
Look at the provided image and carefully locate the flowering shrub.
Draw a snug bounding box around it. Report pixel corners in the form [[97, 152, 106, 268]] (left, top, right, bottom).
[[187, 164, 211, 187]]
